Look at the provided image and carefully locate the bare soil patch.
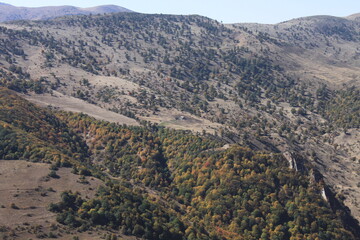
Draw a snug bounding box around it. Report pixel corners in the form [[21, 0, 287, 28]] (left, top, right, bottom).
[[141, 108, 222, 134], [23, 91, 139, 126], [0, 160, 104, 239]]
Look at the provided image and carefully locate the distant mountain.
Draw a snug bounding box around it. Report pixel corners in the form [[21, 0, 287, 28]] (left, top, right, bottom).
[[0, 3, 133, 22], [347, 13, 360, 21]]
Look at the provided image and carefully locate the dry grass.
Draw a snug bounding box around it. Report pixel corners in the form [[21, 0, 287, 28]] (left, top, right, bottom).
[[23, 91, 139, 126], [0, 160, 108, 239], [140, 107, 222, 134]]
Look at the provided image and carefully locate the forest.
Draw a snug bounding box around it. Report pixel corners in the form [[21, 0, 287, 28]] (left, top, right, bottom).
[[0, 87, 358, 239]]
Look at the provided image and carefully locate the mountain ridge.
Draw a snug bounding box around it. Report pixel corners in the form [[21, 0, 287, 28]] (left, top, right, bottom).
[[0, 2, 133, 22]]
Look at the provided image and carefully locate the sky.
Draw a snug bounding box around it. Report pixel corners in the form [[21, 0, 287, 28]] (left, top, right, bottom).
[[2, 0, 360, 24]]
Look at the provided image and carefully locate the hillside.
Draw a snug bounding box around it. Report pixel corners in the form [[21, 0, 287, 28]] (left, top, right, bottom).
[[236, 15, 360, 88], [0, 87, 358, 239], [0, 10, 360, 238], [0, 3, 132, 22]]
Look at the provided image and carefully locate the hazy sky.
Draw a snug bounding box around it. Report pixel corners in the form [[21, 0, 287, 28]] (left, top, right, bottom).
[[3, 0, 360, 24]]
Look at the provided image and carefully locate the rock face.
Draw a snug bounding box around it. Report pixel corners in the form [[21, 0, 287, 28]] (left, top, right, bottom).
[[283, 152, 299, 171], [0, 3, 133, 22], [283, 152, 308, 173]]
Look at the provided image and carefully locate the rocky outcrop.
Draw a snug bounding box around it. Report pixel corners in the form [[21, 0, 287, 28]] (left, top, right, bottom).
[[283, 151, 307, 172]]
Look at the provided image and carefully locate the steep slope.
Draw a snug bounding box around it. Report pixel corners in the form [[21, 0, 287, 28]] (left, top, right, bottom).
[[0, 88, 358, 239], [0, 11, 360, 226], [0, 3, 132, 22]]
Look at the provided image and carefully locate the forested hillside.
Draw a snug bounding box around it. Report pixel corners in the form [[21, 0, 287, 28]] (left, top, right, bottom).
[[0, 87, 358, 239], [1, 9, 360, 239]]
